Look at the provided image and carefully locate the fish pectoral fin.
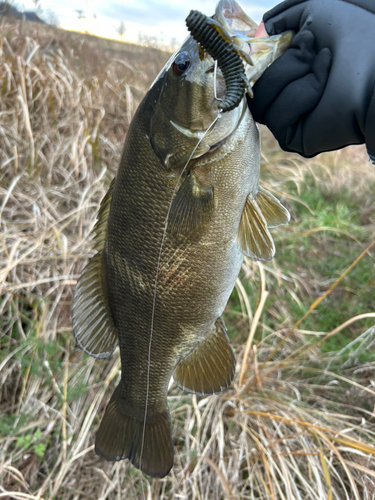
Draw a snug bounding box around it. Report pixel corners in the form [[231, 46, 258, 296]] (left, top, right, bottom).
[[173, 317, 235, 396], [167, 172, 214, 242], [72, 178, 118, 358], [95, 384, 174, 478], [237, 195, 275, 261], [256, 186, 290, 228]]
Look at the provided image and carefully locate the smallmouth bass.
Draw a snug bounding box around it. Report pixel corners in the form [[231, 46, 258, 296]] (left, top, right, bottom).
[[72, 0, 292, 478]]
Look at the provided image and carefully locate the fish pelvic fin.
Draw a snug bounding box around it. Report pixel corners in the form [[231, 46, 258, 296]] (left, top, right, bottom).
[[167, 171, 214, 243], [72, 178, 118, 358], [237, 188, 290, 261], [173, 317, 235, 396], [256, 187, 290, 228], [238, 194, 275, 261], [95, 384, 174, 478]]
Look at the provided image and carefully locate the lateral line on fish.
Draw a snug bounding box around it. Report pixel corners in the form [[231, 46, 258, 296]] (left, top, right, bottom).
[[139, 112, 221, 472]]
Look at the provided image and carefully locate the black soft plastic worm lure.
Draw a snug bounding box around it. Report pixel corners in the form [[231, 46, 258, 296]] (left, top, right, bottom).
[[186, 9, 251, 113]]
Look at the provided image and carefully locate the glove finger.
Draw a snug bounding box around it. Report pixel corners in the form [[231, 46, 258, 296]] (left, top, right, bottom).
[[291, 28, 315, 55], [249, 30, 316, 124], [265, 47, 332, 151], [264, 0, 308, 35], [311, 47, 332, 86]]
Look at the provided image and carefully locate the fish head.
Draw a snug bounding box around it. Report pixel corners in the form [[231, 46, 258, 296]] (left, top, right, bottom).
[[149, 36, 228, 170], [148, 0, 293, 171]]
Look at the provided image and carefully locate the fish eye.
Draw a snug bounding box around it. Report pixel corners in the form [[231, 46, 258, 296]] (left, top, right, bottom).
[[172, 52, 190, 76]]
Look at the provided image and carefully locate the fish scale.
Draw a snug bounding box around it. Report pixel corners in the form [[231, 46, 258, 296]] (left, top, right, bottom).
[[72, 0, 292, 478]]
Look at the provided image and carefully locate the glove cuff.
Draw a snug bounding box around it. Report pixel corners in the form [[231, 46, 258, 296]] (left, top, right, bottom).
[[341, 0, 375, 15], [365, 84, 375, 162], [263, 0, 375, 35]]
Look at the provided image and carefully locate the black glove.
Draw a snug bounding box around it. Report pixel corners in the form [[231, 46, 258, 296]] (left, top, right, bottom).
[[249, 0, 375, 160]]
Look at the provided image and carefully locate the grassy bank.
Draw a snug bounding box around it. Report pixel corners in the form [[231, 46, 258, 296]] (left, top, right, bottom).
[[1, 19, 375, 500]]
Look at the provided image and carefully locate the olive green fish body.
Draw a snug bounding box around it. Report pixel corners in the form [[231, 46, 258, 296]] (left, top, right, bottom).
[[72, 0, 292, 479], [105, 89, 257, 403]]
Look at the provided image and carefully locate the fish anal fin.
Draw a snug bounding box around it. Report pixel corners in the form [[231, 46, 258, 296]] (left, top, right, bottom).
[[95, 384, 174, 478], [72, 178, 118, 358], [256, 186, 290, 228], [173, 318, 235, 396], [167, 172, 214, 242], [238, 195, 275, 261]]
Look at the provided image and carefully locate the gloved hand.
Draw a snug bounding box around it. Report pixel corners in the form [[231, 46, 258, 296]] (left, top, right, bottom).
[[249, 0, 375, 161]]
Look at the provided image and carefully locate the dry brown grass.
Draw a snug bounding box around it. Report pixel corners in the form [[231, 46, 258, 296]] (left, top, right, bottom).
[[1, 20, 375, 500]]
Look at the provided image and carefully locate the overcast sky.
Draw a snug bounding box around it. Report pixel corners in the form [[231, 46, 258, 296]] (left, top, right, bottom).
[[17, 0, 276, 46]]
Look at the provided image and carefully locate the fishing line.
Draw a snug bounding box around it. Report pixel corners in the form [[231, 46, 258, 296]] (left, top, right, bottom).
[[213, 60, 224, 110], [139, 103, 222, 474]]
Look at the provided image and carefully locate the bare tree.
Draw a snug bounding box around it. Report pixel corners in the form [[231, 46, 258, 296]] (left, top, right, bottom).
[[0, 0, 14, 17], [170, 37, 178, 51], [138, 31, 159, 48], [117, 21, 125, 40], [75, 9, 85, 20], [42, 8, 60, 27]]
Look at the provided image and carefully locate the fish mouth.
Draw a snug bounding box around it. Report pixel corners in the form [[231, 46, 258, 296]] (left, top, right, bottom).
[[172, 139, 224, 178], [169, 98, 246, 169], [206, 136, 227, 154], [171, 114, 243, 179], [170, 121, 227, 154], [170, 120, 214, 141]]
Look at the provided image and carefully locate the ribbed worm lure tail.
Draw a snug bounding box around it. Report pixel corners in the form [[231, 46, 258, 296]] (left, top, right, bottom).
[[186, 9, 252, 112]]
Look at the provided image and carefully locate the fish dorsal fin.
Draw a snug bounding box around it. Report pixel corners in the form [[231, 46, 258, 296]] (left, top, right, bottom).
[[173, 318, 235, 396], [72, 178, 118, 358], [167, 172, 214, 242], [238, 195, 275, 261], [93, 178, 116, 251], [256, 186, 290, 228]]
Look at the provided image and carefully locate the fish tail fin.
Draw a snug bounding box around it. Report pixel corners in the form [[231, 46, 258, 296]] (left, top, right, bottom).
[[95, 384, 174, 478]]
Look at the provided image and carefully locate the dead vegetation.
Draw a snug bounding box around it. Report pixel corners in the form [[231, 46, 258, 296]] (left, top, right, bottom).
[[1, 19, 375, 500]]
